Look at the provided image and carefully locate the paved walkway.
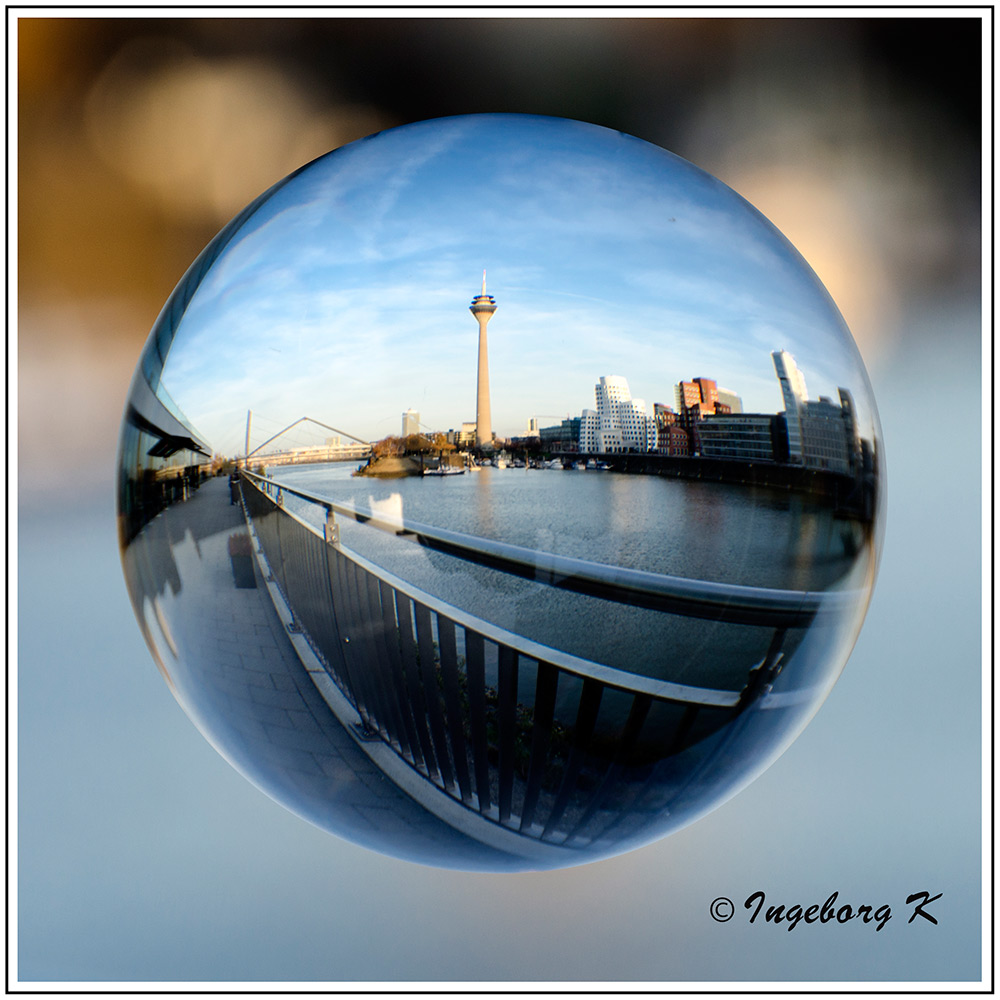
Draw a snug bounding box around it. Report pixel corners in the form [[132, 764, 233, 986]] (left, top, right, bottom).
[[123, 476, 522, 870]]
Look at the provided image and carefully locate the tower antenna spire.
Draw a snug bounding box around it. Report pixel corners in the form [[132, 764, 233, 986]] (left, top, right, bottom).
[[482, 270, 487, 295]]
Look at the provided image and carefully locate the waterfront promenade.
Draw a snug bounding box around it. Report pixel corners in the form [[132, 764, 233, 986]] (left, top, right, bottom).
[[125, 475, 525, 869]]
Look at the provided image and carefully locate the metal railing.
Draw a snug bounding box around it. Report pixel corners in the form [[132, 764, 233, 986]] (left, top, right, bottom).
[[239, 470, 840, 851]]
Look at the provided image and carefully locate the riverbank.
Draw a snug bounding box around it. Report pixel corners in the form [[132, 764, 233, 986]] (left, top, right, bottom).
[[546, 452, 877, 522]]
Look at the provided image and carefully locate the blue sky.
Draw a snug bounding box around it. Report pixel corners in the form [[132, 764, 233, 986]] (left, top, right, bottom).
[[157, 115, 878, 455]]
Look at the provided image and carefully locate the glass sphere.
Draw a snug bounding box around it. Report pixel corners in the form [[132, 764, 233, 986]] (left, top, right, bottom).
[[117, 114, 884, 871]]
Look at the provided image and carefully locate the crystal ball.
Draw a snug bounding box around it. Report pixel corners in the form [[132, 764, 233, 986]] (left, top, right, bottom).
[[118, 114, 884, 871]]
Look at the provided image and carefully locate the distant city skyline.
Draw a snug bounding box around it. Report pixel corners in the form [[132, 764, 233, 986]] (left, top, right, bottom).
[[152, 115, 878, 457]]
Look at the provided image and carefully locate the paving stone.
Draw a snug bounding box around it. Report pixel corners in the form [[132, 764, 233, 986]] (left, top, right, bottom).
[[249, 684, 308, 710], [264, 722, 340, 755]]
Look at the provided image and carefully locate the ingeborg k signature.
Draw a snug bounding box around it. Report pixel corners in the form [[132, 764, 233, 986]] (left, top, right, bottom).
[[710, 891, 943, 931]]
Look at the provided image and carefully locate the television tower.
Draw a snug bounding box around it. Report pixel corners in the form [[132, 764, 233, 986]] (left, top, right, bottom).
[[470, 271, 497, 448]]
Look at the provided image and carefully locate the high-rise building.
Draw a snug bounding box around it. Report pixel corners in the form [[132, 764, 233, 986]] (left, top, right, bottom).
[[772, 350, 809, 463], [772, 350, 854, 473], [401, 409, 420, 438], [470, 272, 497, 448]]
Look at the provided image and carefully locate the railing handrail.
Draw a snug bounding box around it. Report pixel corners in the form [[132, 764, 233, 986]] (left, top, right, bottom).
[[241, 469, 858, 627]]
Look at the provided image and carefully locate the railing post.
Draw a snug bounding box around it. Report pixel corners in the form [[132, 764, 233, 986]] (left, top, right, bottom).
[[324, 507, 339, 545]]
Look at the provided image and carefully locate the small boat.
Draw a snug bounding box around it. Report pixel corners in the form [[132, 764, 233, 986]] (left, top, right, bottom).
[[423, 465, 465, 476]]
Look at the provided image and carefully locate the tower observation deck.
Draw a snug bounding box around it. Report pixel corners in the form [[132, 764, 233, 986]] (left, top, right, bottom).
[[470, 272, 497, 448]]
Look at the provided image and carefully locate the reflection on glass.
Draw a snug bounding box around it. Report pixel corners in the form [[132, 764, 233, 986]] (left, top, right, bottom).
[[117, 114, 884, 871]]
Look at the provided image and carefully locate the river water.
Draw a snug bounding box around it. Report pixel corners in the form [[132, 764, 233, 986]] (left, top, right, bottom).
[[272, 462, 872, 692]]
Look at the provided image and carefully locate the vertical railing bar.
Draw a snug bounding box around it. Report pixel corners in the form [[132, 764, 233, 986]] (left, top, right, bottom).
[[437, 616, 473, 803], [272, 500, 288, 596], [336, 548, 380, 731], [397, 592, 440, 781], [360, 567, 410, 754], [497, 645, 519, 825], [378, 578, 425, 769], [282, 515, 308, 625], [322, 545, 368, 716], [519, 661, 560, 832], [541, 678, 605, 839], [465, 631, 492, 813], [563, 692, 653, 845], [317, 535, 351, 686], [414, 601, 456, 792], [345, 559, 394, 741]]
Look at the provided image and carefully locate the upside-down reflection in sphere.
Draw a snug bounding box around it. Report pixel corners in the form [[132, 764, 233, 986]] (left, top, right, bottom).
[[117, 114, 883, 871]]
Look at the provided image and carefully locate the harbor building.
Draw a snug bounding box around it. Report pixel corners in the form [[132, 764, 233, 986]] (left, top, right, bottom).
[[695, 413, 781, 463], [456, 422, 477, 447], [539, 417, 582, 451], [594, 376, 657, 453], [772, 350, 809, 463], [675, 379, 704, 416], [470, 273, 497, 448], [717, 388, 743, 414], [579, 409, 600, 453], [799, 398, 854, 474], [675, 376, 731, 426], [402, 409, 420, 438], [772, 350, 854, 473], [652, 404, 691, 455], [660, 423, 692, 456]]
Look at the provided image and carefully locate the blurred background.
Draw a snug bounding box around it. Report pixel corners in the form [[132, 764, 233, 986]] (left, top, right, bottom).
[[16, 12, 986, 986]]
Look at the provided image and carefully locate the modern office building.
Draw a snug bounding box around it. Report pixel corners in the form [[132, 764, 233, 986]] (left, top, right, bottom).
[[695, 413, 778, 462], [772, 350, 809, 463], [469, 273, 497, 448], [717, 388, 743, 414], [579, 409, 600, 453], [401, 409, 420, 438], [799, 398, 853, 474], [539, 417, 582, 450], [457, 422, 477, 447], [693, 377, 719, 412], [772, 350, 855, 473], [674, 380, 703, 416], [594, 376, 657, 453], [838, 388, 862, 475]]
